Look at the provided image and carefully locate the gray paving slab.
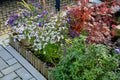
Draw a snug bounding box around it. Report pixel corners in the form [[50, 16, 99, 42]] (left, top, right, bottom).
[[1, 63, 22, 75], [0, 58, 8, 70], [29, 78, 37, 80], [6, 58, 17, 66], [0, 71, 3, 78], [0, 46, 4, 51], [0, 36, 46, 80], [15, 68, 33, 80], [14, 77, 22, 80], [6, 45, 46, 80], [0, 72, 18, 80], [0, 49, 13, 61]]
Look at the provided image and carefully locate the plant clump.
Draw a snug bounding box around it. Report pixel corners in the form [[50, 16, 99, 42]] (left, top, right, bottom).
[[66, 0, 120, 44], [51, 37, 120, 80], [6, 0, 68, 66]]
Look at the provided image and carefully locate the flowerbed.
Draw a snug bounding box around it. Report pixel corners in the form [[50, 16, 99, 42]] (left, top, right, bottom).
[[10, 36, 53, 80], [7, 0, 120, 80]]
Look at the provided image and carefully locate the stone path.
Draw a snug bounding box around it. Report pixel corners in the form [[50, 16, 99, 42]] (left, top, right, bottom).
[[0, 35, 46, 80]]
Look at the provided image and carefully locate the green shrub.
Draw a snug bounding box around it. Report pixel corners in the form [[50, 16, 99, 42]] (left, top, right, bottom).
[[51, 37, 120, 80]]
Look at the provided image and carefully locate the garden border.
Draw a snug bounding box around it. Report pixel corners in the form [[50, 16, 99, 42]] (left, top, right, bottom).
[[9, 36, 54, 80]]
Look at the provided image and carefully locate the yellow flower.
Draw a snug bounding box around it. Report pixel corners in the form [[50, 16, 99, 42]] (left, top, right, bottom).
[[65, 39, 72, 44]]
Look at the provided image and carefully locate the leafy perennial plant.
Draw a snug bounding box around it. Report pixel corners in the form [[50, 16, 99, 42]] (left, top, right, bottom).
[[51, 37, 120, 80], [66, 0, 120, 44]]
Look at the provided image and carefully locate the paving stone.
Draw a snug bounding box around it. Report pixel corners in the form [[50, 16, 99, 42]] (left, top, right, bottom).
[[14, 77, 22, 80], [0, 58, 8, 70], [29, 78, 36, 80], [0, 46, 4, 51], [0, 72, 3, 78], [6, 46, 46, 80], [1, 63, 22, 75], [0, 72, 18, 80], [15, 68, 33, 80], [0, 49, 13, 61], [6, 58, 17, 65]]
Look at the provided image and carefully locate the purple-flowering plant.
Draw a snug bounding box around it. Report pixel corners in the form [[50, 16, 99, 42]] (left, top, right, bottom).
[[22, 12, 33, 17], [7, 14, 19, 26], [32, 2, 43, 10], [38, 22, 43, 27], [69, 26, 80, 38], [114, 48, 120, 54]]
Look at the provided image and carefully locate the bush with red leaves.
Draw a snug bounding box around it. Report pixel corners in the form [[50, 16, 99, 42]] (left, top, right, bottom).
[[66, 0, 120, 44]]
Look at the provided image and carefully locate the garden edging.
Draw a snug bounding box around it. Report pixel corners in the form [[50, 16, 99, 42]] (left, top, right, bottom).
[[9, 36, 54, 80]]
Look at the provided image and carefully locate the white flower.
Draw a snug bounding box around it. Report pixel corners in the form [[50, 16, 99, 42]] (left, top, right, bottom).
[[43, 51, 46, 54], [35, 48, 38, 51], [43, 43, 47, 48], [37, 43, 42, 50], [59, 27, 62, 31], [33, 42, 37, 46], [61, 35, 64, 39], [51, 35, 56, 40], [46, 37, 50, 42], [5, 20, 9, 25], [42, 37, 45, 41], [13, 36, 17, 42], [18, 34, 25, 41], [27, 34, 31, 40], [60, 43, 63, 46], [57, 36, 60, 42], [50, 39, 56, 44]]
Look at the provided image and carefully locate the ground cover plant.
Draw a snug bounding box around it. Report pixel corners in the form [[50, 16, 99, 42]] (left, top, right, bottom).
[[51, 37, 120, 80]]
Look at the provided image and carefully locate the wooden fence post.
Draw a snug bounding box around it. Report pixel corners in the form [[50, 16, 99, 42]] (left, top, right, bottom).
[[39, 0, 46, 10]]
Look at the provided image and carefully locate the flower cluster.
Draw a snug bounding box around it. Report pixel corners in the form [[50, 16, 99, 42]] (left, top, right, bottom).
[[6, 1, 68, 65], [32, 11, 68, 51]]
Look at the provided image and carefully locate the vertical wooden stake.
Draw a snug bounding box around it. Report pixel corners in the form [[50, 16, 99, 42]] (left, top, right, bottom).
[[39, 0, 46, 10], [43, 0, 46, 10]]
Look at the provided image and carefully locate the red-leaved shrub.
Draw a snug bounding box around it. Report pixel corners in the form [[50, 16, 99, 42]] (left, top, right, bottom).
[[66, 0, 120, 44]]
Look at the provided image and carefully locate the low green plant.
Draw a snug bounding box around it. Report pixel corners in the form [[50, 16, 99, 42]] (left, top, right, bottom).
[[51, 37, 120, 80]]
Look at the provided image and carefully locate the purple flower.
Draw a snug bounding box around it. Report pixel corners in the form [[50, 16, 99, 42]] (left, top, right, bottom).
[[23, 24, 26, 27], [8, 14, 18, 26], [67, 17, 71, 23], [38, 14, 44, 18], [23, 12, 32, 17], [69, 26, 80, 38], [43, 10, 48, 15], [66, 11, 71, 16], [32, 3, 43, 9], [38, 22, 43, 27], [114, 49, 120, 54], [23, 13, 28, 17], [46, 17, 50, 22]]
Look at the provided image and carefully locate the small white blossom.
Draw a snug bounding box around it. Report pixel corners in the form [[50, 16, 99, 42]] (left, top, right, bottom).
[[35, 48, 38, 51], [43, 43, 47, 48], [43, 51, 46, 54]]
